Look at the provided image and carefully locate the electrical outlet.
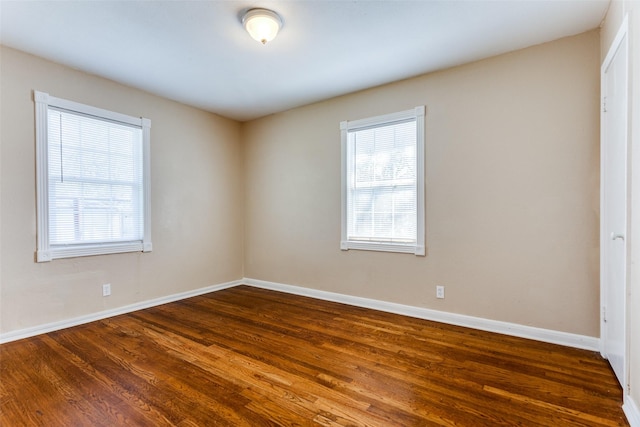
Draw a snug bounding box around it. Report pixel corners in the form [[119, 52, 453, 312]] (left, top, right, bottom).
[[436, 285, 445, 299], [102, 283, 111, 297]]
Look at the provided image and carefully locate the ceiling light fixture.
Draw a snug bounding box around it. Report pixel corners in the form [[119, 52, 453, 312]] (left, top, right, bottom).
[[242, 8, 282, 45]]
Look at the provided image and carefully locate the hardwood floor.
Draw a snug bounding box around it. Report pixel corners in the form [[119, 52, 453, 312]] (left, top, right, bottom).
[[0, 285, 628, 426]]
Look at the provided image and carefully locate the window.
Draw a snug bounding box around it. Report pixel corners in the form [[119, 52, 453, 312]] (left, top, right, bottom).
[[341, 106, 425, 255], [34, 91, 152, 262]]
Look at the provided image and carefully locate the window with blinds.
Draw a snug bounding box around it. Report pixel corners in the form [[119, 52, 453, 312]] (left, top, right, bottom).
[[34, 91, 152, 262], [340, 107, 425, 255]]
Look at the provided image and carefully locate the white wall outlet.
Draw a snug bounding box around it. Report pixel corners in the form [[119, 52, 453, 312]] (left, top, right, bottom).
[[102, 283, 111, 297], [436, 285, 445, 299]]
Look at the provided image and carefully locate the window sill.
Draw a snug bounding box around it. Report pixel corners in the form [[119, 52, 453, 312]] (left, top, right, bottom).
[[340, 240, 425, 256], [37, 241, 152, 262]]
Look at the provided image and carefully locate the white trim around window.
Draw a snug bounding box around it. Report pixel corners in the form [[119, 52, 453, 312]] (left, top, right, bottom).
[[34, 90, 152, 262], [340, 106, 425, 256]]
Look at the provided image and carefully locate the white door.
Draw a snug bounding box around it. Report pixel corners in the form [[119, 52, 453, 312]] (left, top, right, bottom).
[[601, 18, 628, 388]]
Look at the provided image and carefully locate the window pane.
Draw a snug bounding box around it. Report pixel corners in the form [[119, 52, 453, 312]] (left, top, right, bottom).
[[47, 108, 143, 246], [347, 118, 418, 244]]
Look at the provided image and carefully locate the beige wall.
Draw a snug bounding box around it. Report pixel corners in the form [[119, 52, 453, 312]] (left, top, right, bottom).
[[0, 46, 244, 334], [601, 0, 640, 415], [243, 30, 601, 337], [0, 30, 604, 340]]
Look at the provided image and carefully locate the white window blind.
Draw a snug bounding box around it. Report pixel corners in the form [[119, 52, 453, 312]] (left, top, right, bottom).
[[48, 108, 143, 245], [341, 106, 425, 255], [35, 91, 152, 262]]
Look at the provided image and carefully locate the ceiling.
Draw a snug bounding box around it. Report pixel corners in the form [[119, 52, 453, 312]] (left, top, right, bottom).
[[0, 0, 609, 122]]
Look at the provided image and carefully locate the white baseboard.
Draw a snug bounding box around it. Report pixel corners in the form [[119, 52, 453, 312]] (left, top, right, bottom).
[[0, 277, 601, 353], [243, 278, 600, 352], [625, 396, 640, 427], [0, 279, 243, 344]]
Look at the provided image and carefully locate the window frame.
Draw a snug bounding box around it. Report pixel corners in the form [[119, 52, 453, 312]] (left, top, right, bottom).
[[34, 90, 152, 262], [340, 106, 425, 256]]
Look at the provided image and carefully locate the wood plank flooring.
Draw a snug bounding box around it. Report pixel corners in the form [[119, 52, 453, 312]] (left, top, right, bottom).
[[0, 285, 628, 426]]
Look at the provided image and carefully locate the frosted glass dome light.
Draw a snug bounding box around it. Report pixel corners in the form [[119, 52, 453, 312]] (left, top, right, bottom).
[[242, 8, 282, 45]]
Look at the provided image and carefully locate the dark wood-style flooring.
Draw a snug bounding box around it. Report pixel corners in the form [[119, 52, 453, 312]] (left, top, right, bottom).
[[0, 285, 629, 426]]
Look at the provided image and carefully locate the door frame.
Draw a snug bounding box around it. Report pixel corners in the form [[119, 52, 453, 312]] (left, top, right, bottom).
[[600, 14, 629, 392]]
